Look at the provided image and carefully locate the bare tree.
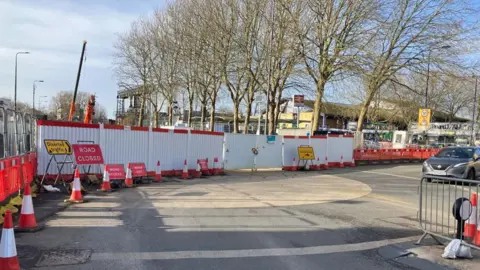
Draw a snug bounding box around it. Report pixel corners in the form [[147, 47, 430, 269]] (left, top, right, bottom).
[[355, 0, 475, 131], [297, 0, 376, 133], [48, 91, 107, 122]]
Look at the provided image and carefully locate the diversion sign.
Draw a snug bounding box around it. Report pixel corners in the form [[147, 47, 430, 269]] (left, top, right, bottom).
[[72, 144, 104, 165], [44, 140, 72, 155]]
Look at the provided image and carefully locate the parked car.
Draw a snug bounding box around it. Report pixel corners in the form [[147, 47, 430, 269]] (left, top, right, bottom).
[[422, 146, 480, 180]]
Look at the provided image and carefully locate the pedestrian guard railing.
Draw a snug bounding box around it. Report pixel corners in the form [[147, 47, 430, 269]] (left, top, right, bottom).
[[418, 175, 480, 250]]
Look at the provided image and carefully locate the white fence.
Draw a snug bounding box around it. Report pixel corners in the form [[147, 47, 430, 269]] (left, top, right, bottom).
[[36, 120, 355, 176]]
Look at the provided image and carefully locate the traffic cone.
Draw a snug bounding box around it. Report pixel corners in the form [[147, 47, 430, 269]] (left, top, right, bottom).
[[212, 157, 218, 175], [351, 157, 356, 167], [181, 159, 189, 179], [474, 217, 480, 246], [292, 157, 297, 171], [195, 160, 202, 178], [305, 161, 310, 171], [100, 166, 111, 192], [324, 157, 329, 170], [18, 184, 37, 229], [125, 165, 134, 188], [0, 211, 20, 270], [155, 161, 162, 182], [66, 168, 83, 203], [340, 155, 345, 168], [465, 193, 478, 238]]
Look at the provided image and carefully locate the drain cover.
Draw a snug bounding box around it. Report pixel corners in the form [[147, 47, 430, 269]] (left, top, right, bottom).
[[36, 249, 92, 267]]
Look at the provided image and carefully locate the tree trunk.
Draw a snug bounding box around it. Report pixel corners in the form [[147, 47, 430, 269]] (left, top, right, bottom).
[[154, 109, 159, 128], [209, 94, 217, 132], [188, 102, 193, 128], [138, 95, 146, 127], [233, 102, 240, 133], [268, 102, 276, 135], [310, 80, 326, 134], [168, 103, 173, 126], [200, 103, 207, 130], [356, 88, 376, 132]]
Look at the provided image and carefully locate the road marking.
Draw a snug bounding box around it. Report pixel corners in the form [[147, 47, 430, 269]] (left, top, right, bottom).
[[91, 235, 420, 261], [361, 171, 419, 180]]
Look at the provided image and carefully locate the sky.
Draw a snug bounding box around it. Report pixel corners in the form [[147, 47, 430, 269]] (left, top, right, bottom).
[[0, 0, 166, 117]]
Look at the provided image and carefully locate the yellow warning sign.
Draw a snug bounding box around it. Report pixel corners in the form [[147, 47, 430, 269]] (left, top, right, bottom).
[[44, 140, 72, 155], [298, 146, 315, 160], [418, 108, 431, 127]]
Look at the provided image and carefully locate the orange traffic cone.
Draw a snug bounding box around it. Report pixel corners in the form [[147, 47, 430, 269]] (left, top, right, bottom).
[[292, 157, 297, 171], [351, 157, 356, 167], [212, 157, 218, 175], [195, 160, 202, 178], [0, 211, 20, 270], [314, 157, 320, 171], [182, 159, 189, 179], [465, 193, 478, 238], [66, 168, 83, 203], [474, 218, 480, 245], [155, 161, 162, 182], [100, 166, 111, 192], [340, 155, 345, 168], [324, 157, 329, 170], [125, 165, 134, 188], [18, 184, 37, 229]]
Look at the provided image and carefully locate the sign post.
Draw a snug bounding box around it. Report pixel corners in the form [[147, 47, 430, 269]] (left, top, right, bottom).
[[293, 95, 304, 129]]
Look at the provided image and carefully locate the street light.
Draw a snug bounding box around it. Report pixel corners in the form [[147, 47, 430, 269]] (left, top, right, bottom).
[[424, 45, 451, 108], [14, 52, 30, 110], [472, 75, 478, 145], [33, 80, 44, 117]]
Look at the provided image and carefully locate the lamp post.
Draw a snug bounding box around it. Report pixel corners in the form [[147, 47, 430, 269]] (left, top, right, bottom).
[[33, 80, 44, 118], [424, 45, 451, 108], [14, 52, 30, 111], [472, 75, 478, 145]]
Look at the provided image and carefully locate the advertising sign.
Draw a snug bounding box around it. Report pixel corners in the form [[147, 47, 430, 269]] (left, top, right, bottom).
[[129, 163, 147, 177], [418, 109, 431, 127], [71, 144, 104, 165], [297, 145, 315, 160], [44, 140, 72, 155], [293, 95, 305, 107], [106, 164, 125, 180]]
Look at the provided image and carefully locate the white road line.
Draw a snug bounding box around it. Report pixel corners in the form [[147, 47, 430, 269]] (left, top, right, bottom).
[[91, 235, 420, 261], [361, 171, 419, 180]]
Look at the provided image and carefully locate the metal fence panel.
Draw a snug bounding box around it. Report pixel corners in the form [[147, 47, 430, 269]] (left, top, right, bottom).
[[255, 135, 283, 169], [37, 121, 100, 175], [282, 136, 309, 167], [188, 131, 224, 170], [418, 175, 480, 250], [223, 134, 257, 170], [310, 136, 327, 166]]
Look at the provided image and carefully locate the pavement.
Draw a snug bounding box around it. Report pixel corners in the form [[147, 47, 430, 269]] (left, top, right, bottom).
[[8, 164, 480, 269]]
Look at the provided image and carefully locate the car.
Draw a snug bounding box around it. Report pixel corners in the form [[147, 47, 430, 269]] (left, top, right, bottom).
[[422, 146, 480, 180]]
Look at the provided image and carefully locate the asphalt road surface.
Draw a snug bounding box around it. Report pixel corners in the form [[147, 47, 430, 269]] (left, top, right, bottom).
[[17, 164, 444, 270]]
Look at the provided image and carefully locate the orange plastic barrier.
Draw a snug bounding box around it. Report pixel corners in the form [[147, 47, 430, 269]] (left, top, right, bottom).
[[354, 148, 438, 164], [0, 153, 36, 202]]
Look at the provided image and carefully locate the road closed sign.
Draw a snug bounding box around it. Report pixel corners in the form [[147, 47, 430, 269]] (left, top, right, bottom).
[[72, 144, 104, 165], [44, 140, 72, 155], [298, 146, 315, 160], [106, 164, 125, 180]]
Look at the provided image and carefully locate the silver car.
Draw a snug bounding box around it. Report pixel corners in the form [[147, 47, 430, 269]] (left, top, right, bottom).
[[422, 147, 479, 180]]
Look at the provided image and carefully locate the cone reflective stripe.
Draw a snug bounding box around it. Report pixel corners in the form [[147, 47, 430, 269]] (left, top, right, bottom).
[[125, 165, 133, 188], [324, 157, 329, 170], [474, 213, 480, 246], [18, 184, 37, 229], [101, 166, 111, 192], [155, 161, 162, 182], [182, 159, 189, 179], [292, 157, 297, 171], [340, 155, 345, 168], [195, 160, 202, 178], [68, 168, 83, 202], [0, 211, 20, 270], [464, 193, 478, 238]]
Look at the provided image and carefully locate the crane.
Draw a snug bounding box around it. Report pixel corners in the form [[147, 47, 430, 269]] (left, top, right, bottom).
[[68, 40, 87, 121]]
